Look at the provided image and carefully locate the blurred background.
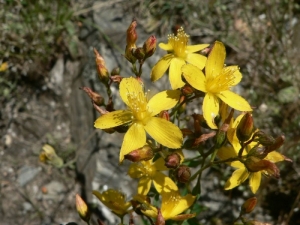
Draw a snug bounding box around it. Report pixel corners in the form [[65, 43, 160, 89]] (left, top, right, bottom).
[[1, 0, 300, 224]]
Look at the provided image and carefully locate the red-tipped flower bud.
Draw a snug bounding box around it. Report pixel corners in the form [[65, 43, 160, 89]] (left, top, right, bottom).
[[165, 152, 181, 169], [181, 85, 194, 96], [124, 145, 154, 162], [159, 110, 170, 121], [93, 48, 109, 83], [143, 35, 156, 58], [241, 197, 257, 214], [76, 194, 90, 222], [245, 156, 280, 178], [237, 113, 254, 142], [175, 165, 191, 183], [253, 130, 275, 146], [126, 20, 137, 46]]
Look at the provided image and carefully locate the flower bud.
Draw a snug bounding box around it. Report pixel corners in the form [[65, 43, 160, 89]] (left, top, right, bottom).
[[76, 194, 90, 222], [131, 47, 145, 61], [159, 110, 170, 121], [178, 96, 186, 113], [111, 67, 120, 76], [39, 144, 64, 168], [165, 152, 181, 169], [124, 145, 154, 162], [241, 197, 257, 214], [126, 20, 137, 46], [253, 130, 275, 146], [175, 165, 191, 183], [93, 48, 109, 83], [237, 113, 254, 142], [264, 135, 285, 153], [181, 85, 194, 96], [156, 208, 165, 225], [81, 87, 104, 106], [143, 35, 156, 58], [245, 156, 280, 178]]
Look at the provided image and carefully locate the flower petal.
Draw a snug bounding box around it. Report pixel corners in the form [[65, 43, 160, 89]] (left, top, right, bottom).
[[119, 123, 146, 162], [249, 172, 261, 194], [182, 64, 206, 92], [144, 117, 183, 149], [153, 172, 178, 193], [137, 177, 152, 195], [151, 54, 173, 82], [147, 90, 180, 116], [222, 66, 242, 85], [153, 157, 169, 171], [161, 191, 195, 220], [119, 77, 144, 107], [205, 41, 225, 80], [225, 168, 249, 190], [217, 90, 252, 112], [186, 44, 209, 53], [202, 93, 219, 129], [186, 53, 207, 70], [159, 42, 173, 51], [266, 151, 285, 163], [94, 110, 132, 129], [169, 57, 186, 89]]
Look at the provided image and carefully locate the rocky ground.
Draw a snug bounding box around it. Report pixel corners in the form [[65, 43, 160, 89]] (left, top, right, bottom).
[[1, 1, 300, 225]]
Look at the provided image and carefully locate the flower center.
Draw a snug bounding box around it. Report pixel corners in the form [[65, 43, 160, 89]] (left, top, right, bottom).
[[143, 162, 156, 178], [206, 67, 238, 94], [127, 91, 151, 125], [168, 27, 189, 59]]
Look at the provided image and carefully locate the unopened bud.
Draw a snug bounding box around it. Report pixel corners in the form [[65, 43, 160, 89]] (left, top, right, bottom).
[[265, 135, 285, 153], [132, 47, 145, 60], [93, 48, 109, 83], [124, 145, 153, 162], [214, 129, 226, 148], [237, 113, 254, 142], [241, 197, 257, 214], [81, 87, 104, 106], [159, 110, 170, 121], [175, 165, 191, 183], [245, 156, 280, 178], [253, 130, 275, 146], [143, 35, 156, 58], [178, 96, 186, 113], [125, 45, 137, 63], [181, 85, 194, 96], [111, 67, 120, 76], [76, 194, 90, 222], [126, 20, 137, 46], [156, 208, 165, 225], [165, 152, 181, 169], [39, 144, 63, 168]]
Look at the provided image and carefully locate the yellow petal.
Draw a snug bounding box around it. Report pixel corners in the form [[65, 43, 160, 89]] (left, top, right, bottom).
[[144, 117, 182, 149], [119, 123, 146, 162], [153, 157, 169, 171], [202, 93, 219, 129], [151, 54, 173, 82], [153, 172, 178, 193], [217, 90, 252, 112], [161, 191, 195, 220], [249, 172, 261, 194], [205, 41, 226, 80], [169, 57, 186, 89], [225, 168, 249, 190], [119, 77, 144, 107], [133, 194, 158, 218], [94, 110, 132, 129], [186, 44, 209, 53], [159, 42, 173, 51], [147, 90, 180, 116], [137, 177, 152, 195], [266, 151, 285, 163], [186, 53, 207, 70], [182, 64, 206, 92], [222, 66, 242, 85]]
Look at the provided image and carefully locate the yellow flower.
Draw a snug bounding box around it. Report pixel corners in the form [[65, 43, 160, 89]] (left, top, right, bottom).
[[151, 27, 209, 89], [218, 145, 285, 194], [134, 190, 196, 221], [94, 77, 183, 162], [128, 155, 180, 195], [93, 189, 131, 217], [182, 41, 252, 129]]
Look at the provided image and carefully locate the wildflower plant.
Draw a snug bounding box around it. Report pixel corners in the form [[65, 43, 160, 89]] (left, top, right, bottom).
[[74, 20, 291, 225]]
